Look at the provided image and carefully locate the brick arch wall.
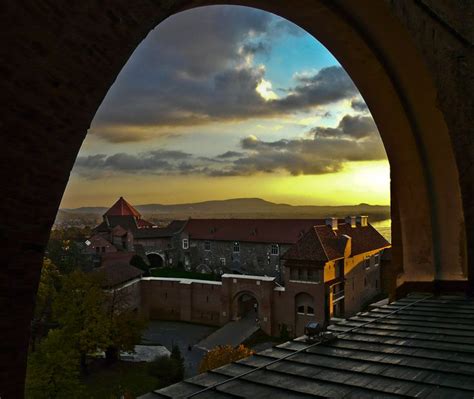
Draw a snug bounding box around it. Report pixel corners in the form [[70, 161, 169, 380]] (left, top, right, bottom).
[[231, 290, 260, 316], [1, 1, 472, 396]]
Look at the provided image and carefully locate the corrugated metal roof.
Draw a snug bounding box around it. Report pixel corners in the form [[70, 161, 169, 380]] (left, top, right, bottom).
[[146, 294, 474, 398]]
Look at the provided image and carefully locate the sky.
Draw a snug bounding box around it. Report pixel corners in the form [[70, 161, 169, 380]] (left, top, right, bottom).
[[60, 5, 389, 208]]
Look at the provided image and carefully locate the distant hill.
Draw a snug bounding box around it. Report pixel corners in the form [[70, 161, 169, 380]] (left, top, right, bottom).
[[57, 198, 390, 227]]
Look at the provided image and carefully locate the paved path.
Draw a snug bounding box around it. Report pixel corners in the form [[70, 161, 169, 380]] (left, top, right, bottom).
[[141, 320, 216, 377], [195, 315, 260, 351]]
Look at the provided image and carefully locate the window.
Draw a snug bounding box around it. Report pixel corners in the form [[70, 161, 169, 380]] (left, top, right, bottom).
[[182, 238, 189, 249], [307, 306, 314, 315], [101, 246, 106, 253], [297, 305, 305, 315], [95, 247, 100, 254], [204, 241, 211, 251], [364, 257, 370, 270], [376, 279, 379, 289], [374, 253, 380, 267], [364, 277, 367, 287], [308, 269, 317, 282], [233, 242, 240, 253], [220, 257, 226, 266], [271, 244, 279, 255]]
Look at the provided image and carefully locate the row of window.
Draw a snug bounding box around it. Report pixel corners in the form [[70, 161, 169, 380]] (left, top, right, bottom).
[[182, 239, 279, 255]]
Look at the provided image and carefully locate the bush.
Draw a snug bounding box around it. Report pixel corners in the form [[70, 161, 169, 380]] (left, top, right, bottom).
[[199, 345, 254, 373], [148, 349, 184, 388]]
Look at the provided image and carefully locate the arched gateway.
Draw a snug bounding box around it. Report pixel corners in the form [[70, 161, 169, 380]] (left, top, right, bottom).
[[2, 2, 472, 395]]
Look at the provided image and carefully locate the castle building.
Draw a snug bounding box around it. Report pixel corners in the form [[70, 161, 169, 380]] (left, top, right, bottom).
[[176, 218, 328, 277], [85, 197, 185, 269], [84, 198, 390, 337], [139, 216, 390, 337]]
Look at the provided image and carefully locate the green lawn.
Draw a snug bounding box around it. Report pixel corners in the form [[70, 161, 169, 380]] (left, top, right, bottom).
[[82, 361, 160, 398], [150, 267, 219, 281]]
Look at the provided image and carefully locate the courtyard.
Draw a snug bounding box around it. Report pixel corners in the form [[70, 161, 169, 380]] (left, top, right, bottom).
[[141, 321, 217, 377]]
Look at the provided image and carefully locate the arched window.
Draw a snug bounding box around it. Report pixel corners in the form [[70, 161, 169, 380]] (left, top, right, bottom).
[[295, 293, 314, 316]]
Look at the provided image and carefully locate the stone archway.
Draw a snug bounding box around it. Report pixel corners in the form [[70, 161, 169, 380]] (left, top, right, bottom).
[[231, 291, 260, 321], [146, 252, 165, 269], [2, 2, 472, 395]]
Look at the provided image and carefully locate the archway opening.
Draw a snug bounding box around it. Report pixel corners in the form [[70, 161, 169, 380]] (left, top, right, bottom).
[[147, 253, 164, 268], [237, 293, 259, 319]]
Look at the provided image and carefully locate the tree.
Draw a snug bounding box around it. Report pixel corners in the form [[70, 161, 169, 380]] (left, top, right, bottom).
[[46, 228, 90, 274], [198, 345, 254, 373], [170, 345, 184, 380], [52, 271, 111, 374], [31, 258, 60, 351], [25, 329, 84, 399], [104, 287, 148, 364]]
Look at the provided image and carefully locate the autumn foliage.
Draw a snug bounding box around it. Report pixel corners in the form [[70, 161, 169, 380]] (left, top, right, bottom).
[[198, 345, 254, 373]]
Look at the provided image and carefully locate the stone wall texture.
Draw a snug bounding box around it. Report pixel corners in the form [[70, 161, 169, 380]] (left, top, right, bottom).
[[1, 1, 472, 396]]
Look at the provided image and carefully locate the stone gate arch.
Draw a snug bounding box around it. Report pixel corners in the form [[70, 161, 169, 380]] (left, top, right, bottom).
[[231, 290, 260, 321], [146, 251, 166, 268], [2, 2, 472, 395]]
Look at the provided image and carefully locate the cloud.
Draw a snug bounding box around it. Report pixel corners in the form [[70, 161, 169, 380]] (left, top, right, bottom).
[[90, 6, 359, 143], [76, 114, 385, 179], [217, 151, 244, 158], [312, 114, 378, 140], [351, 98, 368, 112]]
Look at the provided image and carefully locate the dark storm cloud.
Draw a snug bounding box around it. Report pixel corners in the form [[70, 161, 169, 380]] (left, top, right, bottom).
[[90, 6, 359, 142]]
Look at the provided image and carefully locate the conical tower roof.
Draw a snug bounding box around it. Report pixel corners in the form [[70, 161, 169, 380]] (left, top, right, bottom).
[[103, 197, 141, 218]]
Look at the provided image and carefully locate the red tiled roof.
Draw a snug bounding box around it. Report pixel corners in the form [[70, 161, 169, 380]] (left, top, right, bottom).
[[280, 227, 329, 262], [283, 222, 390, 262], [104, 197, 141, 218], [184, 219, 326, 244]]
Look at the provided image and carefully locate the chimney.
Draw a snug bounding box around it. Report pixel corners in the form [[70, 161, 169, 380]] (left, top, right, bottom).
[[325, 217, 338, 230], [357, 215, 368, 227], [345, 216, 357, 228]]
